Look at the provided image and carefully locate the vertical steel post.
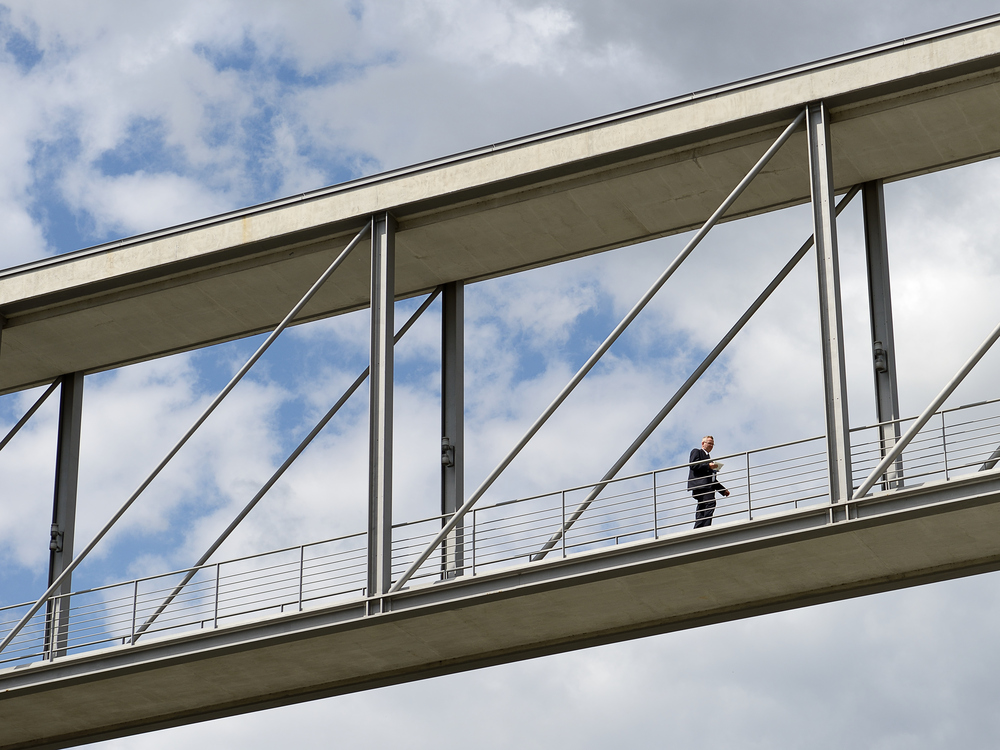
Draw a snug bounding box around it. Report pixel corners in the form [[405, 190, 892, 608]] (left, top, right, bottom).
[[471, 509, 478, 576], [561, 491, 567, 557], [130, 580, 138, 644], [213, 563, 221, 628], [652, 471, 659, 539], [44, 372, 84, 659], [440, 281, 465, 578], [863, 180, 903, 489], [941, 412, 950, 480], [807, 102, 853, 511], [368, 213, 395, 605], [298, 545, 305, 611]]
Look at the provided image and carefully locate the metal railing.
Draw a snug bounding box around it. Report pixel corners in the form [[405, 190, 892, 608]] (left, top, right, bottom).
[[4, 397, 1000, 668], [0, 532, 368, 667]]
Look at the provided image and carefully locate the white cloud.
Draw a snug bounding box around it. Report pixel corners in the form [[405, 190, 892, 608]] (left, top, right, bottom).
[[58, 168, 236, 237], [4, 1, 1000, 748]]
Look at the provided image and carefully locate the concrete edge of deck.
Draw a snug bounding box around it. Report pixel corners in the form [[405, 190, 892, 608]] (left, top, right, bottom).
[[2, 470, 999, 749]]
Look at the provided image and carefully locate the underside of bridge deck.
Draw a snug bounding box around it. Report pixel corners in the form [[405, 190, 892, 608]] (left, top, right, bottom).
[[2, 472, 999, 750]]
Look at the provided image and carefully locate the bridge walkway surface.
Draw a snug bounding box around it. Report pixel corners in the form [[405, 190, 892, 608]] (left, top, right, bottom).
[[1, 396, 1000, 748]]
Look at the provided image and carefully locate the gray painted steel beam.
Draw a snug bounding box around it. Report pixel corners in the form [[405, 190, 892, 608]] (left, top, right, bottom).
[[863, 180, 903, 489], [368, 213, 395, 602], [807, 101, 853, 508], [440, 281, 465, 578], [0, 380, 59, 454], [45, 372, 84, 659]]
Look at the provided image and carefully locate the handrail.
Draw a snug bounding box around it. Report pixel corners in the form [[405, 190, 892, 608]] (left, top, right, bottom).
[[845, 396, 1000, 434], [0, 530, 368, 610]]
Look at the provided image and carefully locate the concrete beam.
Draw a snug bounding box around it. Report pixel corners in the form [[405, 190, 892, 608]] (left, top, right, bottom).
[[2, 471, 1000, 749], [3, 18, 1000, 394]]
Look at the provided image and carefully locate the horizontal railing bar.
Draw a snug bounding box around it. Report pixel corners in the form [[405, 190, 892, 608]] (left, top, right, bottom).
[[22, 539, 368, 604]]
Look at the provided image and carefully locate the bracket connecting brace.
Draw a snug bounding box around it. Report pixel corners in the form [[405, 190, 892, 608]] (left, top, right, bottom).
[[873, 340, 888, 373], [49, 524, 64, 552], [441, 437, 456, 467]]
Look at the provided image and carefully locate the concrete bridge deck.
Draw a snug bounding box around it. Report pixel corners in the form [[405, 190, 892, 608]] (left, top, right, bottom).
[[3, 15, 1000, 393], [2, 393, 1000, 748], [2, 466, 999, 750]]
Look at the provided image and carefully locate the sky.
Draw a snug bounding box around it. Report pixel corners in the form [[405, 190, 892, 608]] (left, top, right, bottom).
[[3, 1, 1000, 747]]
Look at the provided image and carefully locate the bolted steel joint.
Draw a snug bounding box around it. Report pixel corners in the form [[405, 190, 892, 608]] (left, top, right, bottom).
[[441, 436, 455, 467], [49, 524, 63, 552], [873, 341, 888, 373]]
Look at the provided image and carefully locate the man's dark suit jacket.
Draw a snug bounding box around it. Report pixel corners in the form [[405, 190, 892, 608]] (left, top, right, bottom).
[[687, 447, 726, 495]]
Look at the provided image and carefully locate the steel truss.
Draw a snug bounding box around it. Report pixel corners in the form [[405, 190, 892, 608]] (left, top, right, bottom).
[[4, 98, 1000, 656]]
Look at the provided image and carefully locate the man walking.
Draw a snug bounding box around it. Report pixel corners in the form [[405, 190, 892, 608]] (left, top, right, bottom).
[[688, 435, 729, 528]]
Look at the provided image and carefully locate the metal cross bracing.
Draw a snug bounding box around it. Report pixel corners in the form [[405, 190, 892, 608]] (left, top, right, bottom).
[[3, 100, 1000, 674]]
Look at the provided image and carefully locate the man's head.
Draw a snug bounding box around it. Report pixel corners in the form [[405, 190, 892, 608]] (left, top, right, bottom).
[[701, 435, 714, 452]]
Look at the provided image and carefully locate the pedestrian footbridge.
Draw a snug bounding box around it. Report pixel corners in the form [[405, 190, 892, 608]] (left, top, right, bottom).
[[2, 398, 1000, 748], [4, 14, 1000, 750]]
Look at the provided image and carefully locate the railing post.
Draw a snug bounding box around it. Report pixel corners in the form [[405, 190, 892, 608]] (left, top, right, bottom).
[[746, 451, 753, 520], [130, 580, 139, 644], [941, 412, 950, 480], [561, 491, 567, 557], [298, 545, 305, 612], [471, 509, 478, 576], [213, 563, 221, 629], [807, 101, 853, 513], [652, 471, 659, 539]]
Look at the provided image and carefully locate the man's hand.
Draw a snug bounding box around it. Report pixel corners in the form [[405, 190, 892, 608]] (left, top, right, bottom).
[[722, 489, 730, 497]]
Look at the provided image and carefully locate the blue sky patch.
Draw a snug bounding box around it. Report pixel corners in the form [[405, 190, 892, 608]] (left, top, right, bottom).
[[27, 133, 102, 255], [1, 9, 42, 73], [95, 117, 187, 177]]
